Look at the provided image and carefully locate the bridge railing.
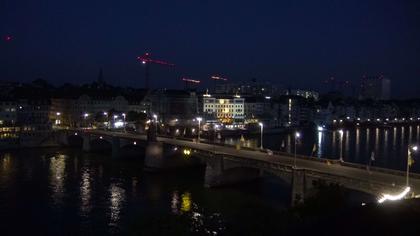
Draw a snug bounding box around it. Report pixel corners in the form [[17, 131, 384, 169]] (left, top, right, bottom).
[[340, 161, 420, 180], [79, 130, 420, 180]]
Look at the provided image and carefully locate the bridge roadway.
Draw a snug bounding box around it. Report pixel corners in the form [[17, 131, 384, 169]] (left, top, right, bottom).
[[84, 129, 420, 197]]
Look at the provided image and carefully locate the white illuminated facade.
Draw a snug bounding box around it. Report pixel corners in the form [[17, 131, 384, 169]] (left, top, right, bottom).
[[203, 94, 244, 124]]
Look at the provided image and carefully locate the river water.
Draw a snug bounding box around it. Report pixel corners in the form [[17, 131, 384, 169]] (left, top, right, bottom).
[[0, 148, 294, 235], [1, 125, 412, 234]]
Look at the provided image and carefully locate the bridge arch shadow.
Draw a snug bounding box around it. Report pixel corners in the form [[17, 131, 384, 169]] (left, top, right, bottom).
[[89, 138, 112, 153], [67, 135, 83, 147], [119, 144, 146, 158]]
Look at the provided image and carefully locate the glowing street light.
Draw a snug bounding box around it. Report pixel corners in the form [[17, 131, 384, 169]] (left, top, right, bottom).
[[339, 129, 344, 162], [258, 122, 264, 149], [55, 112, 62, 126], [378, 186, 411, 204], [196, 117, 202, 142], [407, 145, 418, 186], [122, 113, 126, 133], [83, 113, 89, 127], [294, 132, 301, 167]]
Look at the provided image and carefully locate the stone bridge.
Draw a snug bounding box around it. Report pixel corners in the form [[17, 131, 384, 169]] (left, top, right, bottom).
[[54, 129, 420, 205]]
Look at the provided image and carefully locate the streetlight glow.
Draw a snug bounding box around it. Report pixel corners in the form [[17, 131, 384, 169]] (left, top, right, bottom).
[[378, 187, 411, 204], [258, 122, 264, 149], [196, 117, 202, 142], [406, 144, 418, 186], [339, 129, 344, 162], [293, 131, 301, 167]]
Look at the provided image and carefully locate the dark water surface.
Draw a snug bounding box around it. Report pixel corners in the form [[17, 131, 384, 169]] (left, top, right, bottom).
[[0, 148, 293, 235], [2, 125, 405, 235]]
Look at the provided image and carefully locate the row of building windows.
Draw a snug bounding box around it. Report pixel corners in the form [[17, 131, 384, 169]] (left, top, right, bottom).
[[204, 104, 243, 108], [204, 109, 243, 113]]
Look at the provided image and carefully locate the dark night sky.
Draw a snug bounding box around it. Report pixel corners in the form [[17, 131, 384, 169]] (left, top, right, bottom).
[[1, 0, 420, 97]]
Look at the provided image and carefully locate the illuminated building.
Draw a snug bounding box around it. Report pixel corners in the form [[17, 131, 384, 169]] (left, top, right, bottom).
[[202, 93, 244, 124]]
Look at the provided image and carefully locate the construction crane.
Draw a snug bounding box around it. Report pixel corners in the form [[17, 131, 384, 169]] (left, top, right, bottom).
[[137, 52, 175, 89], [182, 77, 200, 90]]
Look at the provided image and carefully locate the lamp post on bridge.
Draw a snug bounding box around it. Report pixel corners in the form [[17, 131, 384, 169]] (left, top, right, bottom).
[[294, 131, 300, 168], [122, 113, 126, 133], [407, 145, 418, 186], [258, 122, 264, 149], [338, 129, 344, 162], [196, 117, 202, 142], [153, 114, 158, 136]]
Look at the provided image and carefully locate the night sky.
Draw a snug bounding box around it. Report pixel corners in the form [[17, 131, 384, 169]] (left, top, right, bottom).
[[1, 0, 420, 97]]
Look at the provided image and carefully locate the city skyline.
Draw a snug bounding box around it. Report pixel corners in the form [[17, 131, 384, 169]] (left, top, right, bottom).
[[1, 0, 420, 97]]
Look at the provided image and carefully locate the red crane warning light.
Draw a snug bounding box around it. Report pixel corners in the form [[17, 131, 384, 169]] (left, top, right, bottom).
[[136, 52, 175, 89]]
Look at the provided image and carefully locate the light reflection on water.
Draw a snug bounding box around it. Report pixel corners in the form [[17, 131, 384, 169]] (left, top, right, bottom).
[[80, 167, 91, 216], [49, 155, 66, 205], [0, 148, 340, 234], [170, 190, 225, 235], [109, 182, 125, 227]]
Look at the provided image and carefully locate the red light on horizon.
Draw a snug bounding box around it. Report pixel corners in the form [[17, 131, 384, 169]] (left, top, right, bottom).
[[5, 35, 12, 41]]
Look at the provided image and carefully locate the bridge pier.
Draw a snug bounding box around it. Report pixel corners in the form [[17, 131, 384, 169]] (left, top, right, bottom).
[[144, 141, 164, 170], [82, 135, 91, 152], [58, 131, 69, 146], [111, 137, 121, 158], [291, 168, 306, 206], [204, 155, 262, 187]]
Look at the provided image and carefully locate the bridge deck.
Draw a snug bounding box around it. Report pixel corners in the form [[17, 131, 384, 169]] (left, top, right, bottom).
[[83, 130, 420, 195]]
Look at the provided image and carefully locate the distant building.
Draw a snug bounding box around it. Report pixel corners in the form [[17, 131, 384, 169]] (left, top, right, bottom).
[[360, 76, 391, 100], [215, 79, 279, 96], [286, 89, 319, 101], [148, 89, 199, 122], [0, 99, 17, 127], [17, 99, 52, 131], [279, 96, 314, 127], [202, 93, 244, 124]]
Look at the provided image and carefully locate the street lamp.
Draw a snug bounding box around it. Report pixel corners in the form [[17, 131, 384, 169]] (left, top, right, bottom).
[[153, 114, 158, 135], [339, 129, 344, 162], [122, 113, 126, 133], [196, 117, 202, 142], [55, 112, 61, 126], [294, 132, 300, 167], [83, 113, 89, 127], [258, 122, 264, 149], [407, 145, 418, 186]]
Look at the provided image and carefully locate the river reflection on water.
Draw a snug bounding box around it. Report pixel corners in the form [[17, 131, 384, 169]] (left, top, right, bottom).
[[0, 149, 290, 235], [223, 125, 420, 173]]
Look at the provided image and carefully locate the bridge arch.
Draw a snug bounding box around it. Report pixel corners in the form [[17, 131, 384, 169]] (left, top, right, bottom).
[[89, 137, 112, 152], [67, 134, 83, 147]]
